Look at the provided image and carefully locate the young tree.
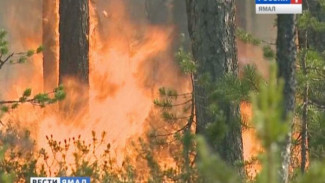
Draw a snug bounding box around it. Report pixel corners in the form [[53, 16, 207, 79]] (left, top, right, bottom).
[[276, 14, 297, 183], [185, 0, 243, 173]]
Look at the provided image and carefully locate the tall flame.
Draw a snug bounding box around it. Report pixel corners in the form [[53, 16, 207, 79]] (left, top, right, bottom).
[[1, 0, 190, 165]]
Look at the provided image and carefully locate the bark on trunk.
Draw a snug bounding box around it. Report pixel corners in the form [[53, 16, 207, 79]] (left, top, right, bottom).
[[298, 13, 308, 173], [185, 0, 244, 174], [59, 0, 89, 112], [43, 0, 58, 92], [301, 74, 308, 174], [276, 14, 297, 183]]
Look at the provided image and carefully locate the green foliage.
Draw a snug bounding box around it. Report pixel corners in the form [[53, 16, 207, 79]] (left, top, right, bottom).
[[297, 11, 325, 32], [0, 30, 43, 69], [205, 104, 227, 142], [297, 49, 325, 99], [307, 111, 325, 160], [236, 28, 276, 60], [26, 50, 35, 57], [23, 88, 32, 98], [3, 5, 325, 183], [0, 126, 141, 182], [154, 86, 193, 124], [236, 28, 261, 46], [196, 136, 239, 183], [263, 45, 275, 60], [1, 106, 8, 113], [175, 47, 197, 74], [36, 45, 44, 54], [154, 99, 173, 109], [296, 48, 325, 163], [252, 63, 289, 183], [0, 123, 37, 182], [0, 29, 60, 115], [158, 87, 178, 98], [161, 111, 177, 121], [0, 30, 8, 55], [0, 85, 66, 114], [252, 64, 289, 149], [294, 161, 325, 183], [211, 65, 263, 103]]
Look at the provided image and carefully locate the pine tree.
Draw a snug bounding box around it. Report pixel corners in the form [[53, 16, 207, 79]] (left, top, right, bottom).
[[276, 14, 297, 183], [185, 0, 244, 175], [295, 0, 325, 174], [59, 0, 89, 113]]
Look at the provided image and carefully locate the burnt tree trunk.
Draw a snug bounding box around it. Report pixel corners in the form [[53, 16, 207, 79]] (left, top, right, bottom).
[[59, 0, 89, 112], [185, 0, 244, 174], [276, 14, 297, 183], [43, 0, 58, 91]]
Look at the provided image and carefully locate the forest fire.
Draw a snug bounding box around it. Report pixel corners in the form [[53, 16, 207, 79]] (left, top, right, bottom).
[[1, 0, 191, 168], [0, 0, 261, 176], [1, 0, 323, 182], [0, 0, 294, 181]]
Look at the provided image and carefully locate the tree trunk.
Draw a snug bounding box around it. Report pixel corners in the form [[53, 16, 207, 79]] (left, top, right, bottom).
[[43, 0, 58, 92], [185, 0, 244, 174], [298, 3, 309, 171], [59, 0, 89, 112], [276, 14, 297, 183]]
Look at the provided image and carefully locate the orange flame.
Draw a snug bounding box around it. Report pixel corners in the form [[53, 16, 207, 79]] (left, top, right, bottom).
[[1, 0, 190, 168]]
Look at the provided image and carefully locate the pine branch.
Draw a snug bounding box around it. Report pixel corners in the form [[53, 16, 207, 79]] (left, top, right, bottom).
[[153, 124, 189, 137], [0, 52, 14, 70], [0, 87, 65, 112], [172, 99, 192, 107], [177, 92, 193, 97], [308, 99, 325, 109], [154, 74, 196, 137]]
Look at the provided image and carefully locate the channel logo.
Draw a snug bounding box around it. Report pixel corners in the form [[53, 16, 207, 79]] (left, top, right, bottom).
[[256, 0, 302, 14], [30, 177, 90, 183]]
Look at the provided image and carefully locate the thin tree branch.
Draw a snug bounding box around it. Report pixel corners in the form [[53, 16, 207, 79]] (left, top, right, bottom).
[[172, 99, 192, 107], [0, 52, 14, 70]]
